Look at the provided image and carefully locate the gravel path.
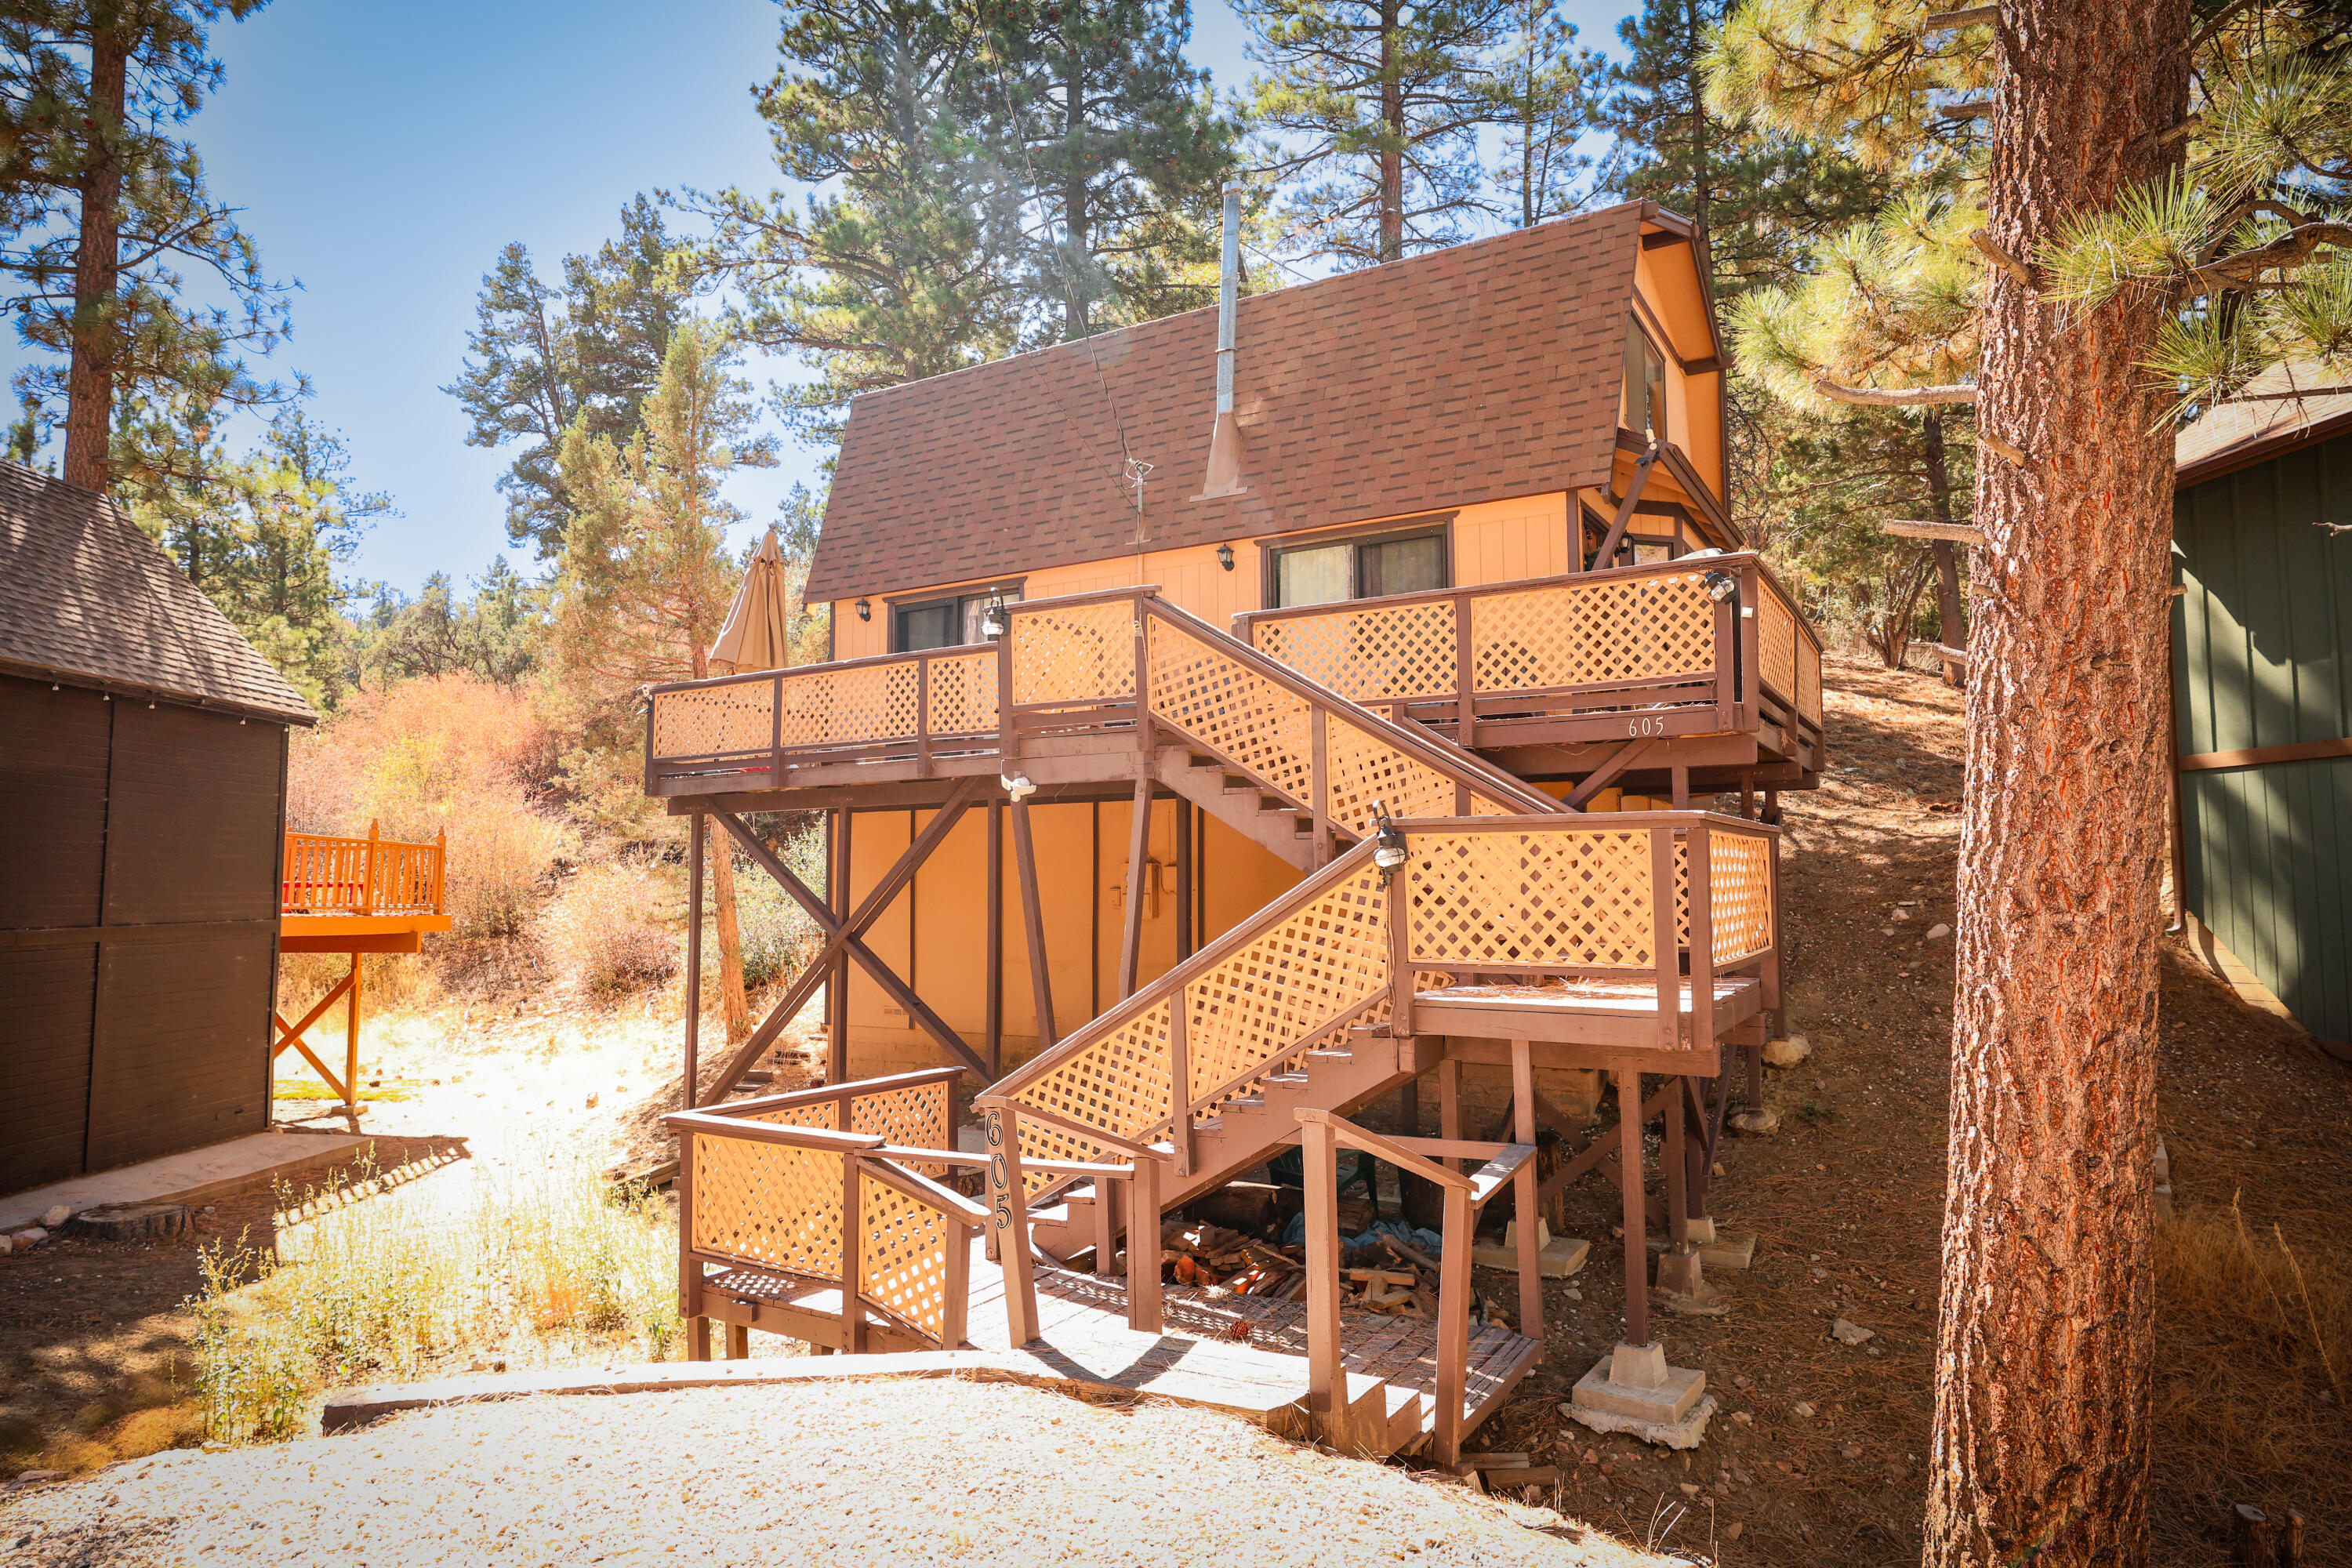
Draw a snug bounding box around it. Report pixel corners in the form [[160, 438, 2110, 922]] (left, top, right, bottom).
[[0, 1378, 1679, 1567]]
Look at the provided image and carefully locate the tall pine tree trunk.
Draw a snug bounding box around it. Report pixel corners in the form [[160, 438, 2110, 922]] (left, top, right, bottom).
[[1062, 19, 1091, 339], [1928, 5, 2190, 1565], [1685, 0, 1706, 235], [64, 27, 127, 492], [1923, 408, 1967, 689], [1377, 0, 1403, 263]]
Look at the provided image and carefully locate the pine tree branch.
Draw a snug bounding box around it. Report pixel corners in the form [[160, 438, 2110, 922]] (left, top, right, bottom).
[[1970, 228, 2034, 286], [1814, 379, 1980, 406], [1922, 7, 1998, 34], [2189, 221, 2352, 294]]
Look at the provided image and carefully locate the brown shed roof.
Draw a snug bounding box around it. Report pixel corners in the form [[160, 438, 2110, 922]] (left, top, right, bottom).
[[0, 459, 318, 724], [2176, 362, 2352, 488], [808, 201, 1665, 601]]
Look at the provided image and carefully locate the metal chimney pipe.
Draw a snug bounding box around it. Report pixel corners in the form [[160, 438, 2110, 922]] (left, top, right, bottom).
[[1196, 182, 1248, 499]]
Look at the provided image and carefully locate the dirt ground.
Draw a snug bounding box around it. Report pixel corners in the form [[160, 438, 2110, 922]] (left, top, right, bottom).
[[5, 652, 2347, 1566]]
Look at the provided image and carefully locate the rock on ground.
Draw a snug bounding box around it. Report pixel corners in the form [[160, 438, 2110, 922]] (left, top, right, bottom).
[[0, 1378, 1680, 1568], [1761, 1034, 1811, 1069]]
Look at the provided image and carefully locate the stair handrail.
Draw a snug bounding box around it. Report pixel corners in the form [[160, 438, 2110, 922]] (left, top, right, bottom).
[[1137, 595, 1567, 827]]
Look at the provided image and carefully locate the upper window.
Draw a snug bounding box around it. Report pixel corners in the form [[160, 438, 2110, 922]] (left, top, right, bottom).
[[1624, 317, 1668, 440], [891, 585, 1023, 652], [1268, 526, 1448, 608]]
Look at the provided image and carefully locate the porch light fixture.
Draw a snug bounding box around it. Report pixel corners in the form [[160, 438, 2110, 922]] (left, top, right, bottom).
[[1703, 569, 1737, 603], [1218, 543, 1235, 571], [981, 599, 1009, 640], [855, 597, 872, 621], [1002, 772, 1037, 802], [1371, 799, 1408, 885]]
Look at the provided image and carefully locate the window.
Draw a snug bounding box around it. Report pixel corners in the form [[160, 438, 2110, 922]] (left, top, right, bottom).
[[1624, 316, 1668, 440], [891, 585, 1022, 652], [1267, 525, 1450, 608]]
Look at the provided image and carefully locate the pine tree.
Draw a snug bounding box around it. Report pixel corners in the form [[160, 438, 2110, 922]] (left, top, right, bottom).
[[445, 198, 691, 557], [369, 559, 545, 688], [1484, 0, 1602, 228], [1236, 0, 1512, 264], [0, 0, 295, 492], [550, 319, 778, 1042], [680, 0, 1024, 444], [967, 0, 1234, 339]]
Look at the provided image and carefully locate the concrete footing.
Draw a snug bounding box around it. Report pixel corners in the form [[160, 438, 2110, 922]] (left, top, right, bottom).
[[1566, 1341, 1713, 1449], [1729, 1109, 1779, 1134], [1472, 1219, 1588, 1278]]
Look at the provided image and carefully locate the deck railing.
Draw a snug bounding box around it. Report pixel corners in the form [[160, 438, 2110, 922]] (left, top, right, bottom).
[[668, 1069, 985, 1352], [281, 823, 445, 917], [1232, 553, 1824, 752], [987, 811, 1778, 1200], [644, 587, 1559, 830]]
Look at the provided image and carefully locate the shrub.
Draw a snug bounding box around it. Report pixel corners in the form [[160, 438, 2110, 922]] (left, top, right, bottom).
[[724, 830, 824, 992], [544, 862, 677, 999]]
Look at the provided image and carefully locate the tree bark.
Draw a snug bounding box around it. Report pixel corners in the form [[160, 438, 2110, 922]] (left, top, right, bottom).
[[1377, 0, 1403, 263], [1928, 5, 2190, 1566], [63, 26, 128, 492], [1062, 13, 1090, 340], [1923, 408, 1968, 689], [1685, 0, 1706, 237]]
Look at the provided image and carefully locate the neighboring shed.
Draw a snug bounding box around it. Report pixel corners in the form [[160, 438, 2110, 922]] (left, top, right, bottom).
[[2172, 365, 2352, 1051], [0, 460, 318, 1193]]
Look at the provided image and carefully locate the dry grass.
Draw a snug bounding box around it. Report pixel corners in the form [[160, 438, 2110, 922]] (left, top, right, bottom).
[[541, 861, 678, 998], [188, 1142, 681, 1446]]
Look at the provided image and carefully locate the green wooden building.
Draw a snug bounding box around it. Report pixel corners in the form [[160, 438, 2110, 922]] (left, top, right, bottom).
[[2172, 368, 2352, 1053]]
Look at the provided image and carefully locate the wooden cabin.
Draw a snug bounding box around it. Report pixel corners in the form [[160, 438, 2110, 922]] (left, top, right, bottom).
[[0, 460, 318, 1194], [2172, 367, 2352, 1054], [648, 204, 1827, 1452]]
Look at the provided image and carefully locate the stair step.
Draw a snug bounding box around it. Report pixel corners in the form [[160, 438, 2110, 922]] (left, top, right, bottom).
[[1264, 1072, 1310, 1087], [1304, 1049, 1355, 1062]]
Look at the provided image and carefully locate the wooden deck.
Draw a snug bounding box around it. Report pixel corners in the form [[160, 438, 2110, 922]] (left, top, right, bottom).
[[700, 1235, 1541, 1454]]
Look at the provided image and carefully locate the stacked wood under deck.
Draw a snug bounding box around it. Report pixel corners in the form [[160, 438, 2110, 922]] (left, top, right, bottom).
[[652, 572, 1804, 1460]]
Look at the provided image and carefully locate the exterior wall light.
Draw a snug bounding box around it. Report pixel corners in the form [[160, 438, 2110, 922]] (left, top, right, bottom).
[[1703, 569, 1737, 603], [1371, 799, 1408, 884], [981, 600, 1008, 640], [1218, 543, 1236, 572], [855, 597, 871, 621]]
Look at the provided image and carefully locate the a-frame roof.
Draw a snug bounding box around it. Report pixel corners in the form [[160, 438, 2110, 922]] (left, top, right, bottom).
[[808, 201, 1673, 601]]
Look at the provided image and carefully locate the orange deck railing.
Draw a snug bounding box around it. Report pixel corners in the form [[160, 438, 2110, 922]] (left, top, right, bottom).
[[281, 823, 446, 917]]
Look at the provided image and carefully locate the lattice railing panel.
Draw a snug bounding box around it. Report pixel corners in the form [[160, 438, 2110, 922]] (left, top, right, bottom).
[[1011, 601, 1136, 706], [1323, 720, 1465, 837], [1011, 1000, 1174, 1196], [1408, 829, 1658, 969], [653, 681, 775, 760], [1797, 637, 1822, 727], [780, 662, 920, 750], [1146, 620, 1316, 808], [851, 1081, 954, 1178], [1252, 600, 1457, 702], [858, 1172, 956, 1345], [745, 1102, 839, 1131], [1473, 574, 1716, 693], [1708, 832, 1775, 963], [926, 651, 1000, 737], [1758, 590, 1798, 706], [690, 1134, 844, 1279], [1181, 866, 1389, 1112]]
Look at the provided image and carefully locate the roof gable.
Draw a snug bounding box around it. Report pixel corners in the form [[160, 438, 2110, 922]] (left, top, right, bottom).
[[0, 459, 318, 724], [808, 202, 1655, 601]]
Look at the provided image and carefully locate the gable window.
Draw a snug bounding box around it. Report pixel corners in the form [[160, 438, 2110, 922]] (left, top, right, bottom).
[[891, 584, 1023, 652], [1266, 524, 1449, 609], [1624, 316, 1668, 440]]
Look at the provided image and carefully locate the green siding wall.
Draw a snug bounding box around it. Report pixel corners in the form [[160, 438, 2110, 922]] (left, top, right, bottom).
[[2172, 430, 2352, 1043]]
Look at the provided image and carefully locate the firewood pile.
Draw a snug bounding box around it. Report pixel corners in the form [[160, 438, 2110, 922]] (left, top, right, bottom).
[[1153, 1219, 1508, 1328]]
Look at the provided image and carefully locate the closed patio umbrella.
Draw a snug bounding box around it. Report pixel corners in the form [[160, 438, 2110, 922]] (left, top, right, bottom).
[[708, 524, 793, 674]]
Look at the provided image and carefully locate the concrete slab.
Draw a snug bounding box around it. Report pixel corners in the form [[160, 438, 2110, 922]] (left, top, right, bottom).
[[1564, 1391, 1718, 1450], [0, 1131, 368, 1231], [1472, 1234, 1589, 1278], [1569, 1348, 1705, 1423]]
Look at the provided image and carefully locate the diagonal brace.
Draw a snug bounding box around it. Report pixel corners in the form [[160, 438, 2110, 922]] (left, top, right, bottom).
[[712, 810, 989, 1084]]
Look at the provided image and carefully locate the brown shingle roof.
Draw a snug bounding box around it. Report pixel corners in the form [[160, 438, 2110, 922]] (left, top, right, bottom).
[[2176, 361, 2352, 488], [808, 201, 1657, 601], [0, 459, 318, 724]]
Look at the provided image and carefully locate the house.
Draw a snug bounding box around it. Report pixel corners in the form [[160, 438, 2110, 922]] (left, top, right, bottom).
[[648, 201, 1825, 1443], [0, 461, 318, 1193], [2172, 365, 2352, 1054]]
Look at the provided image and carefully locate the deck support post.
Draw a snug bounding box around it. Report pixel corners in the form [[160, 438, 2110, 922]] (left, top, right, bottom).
[[685, 812, 704, 1110], [725, 1323, 749, 1359], [829, 809, 850, 1083], [1435, 1179, 1474, 1468], [986, 800, 1004, 1075], [1174, 802, 1194, 961], [1011, 799, 1056, 1049], [679, 1127, 707, 1362], [342, 953, 362, 1113], [1438, 1056, 1462, 1174], [1301, 1114, 1347, 1449], [1619, 1062, 1650, 1350], [1127, 1154, 1162, 1334], [842, 1151, 867, 1353], [1118, 774, 1152, 1000], [1510, 1040, 1543, 1346], [984, 1102, 1040, 1346]]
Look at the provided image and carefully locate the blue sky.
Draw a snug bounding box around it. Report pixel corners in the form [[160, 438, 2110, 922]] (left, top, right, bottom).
[[13, 0, 1635, 596]]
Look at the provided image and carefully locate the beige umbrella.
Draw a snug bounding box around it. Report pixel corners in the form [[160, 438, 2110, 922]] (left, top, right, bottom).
[[709, 524, 793, 674]]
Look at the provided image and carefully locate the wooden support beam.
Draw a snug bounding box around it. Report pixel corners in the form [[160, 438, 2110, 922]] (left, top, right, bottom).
[[687, 812, 705, 1109], [1117, 775, 1152, 1000], [986, 800, 1004, 1074], [1563, 739, 1658, 811], [1127, 1152, 1162, 1334], [1011, 798, 1057, 1050], [1593, 443, 1661, 569], [713, 811, 989, 1078], [343, 953, 364, 1111], [1302, 1114, 1345, 1446], [697, 782, 982, 1105], [828, 809, 849, 1083], [987, 1103, 1040, 1346], [1510, 1041, 1543, 1345], [1620, 1064, 1650, 1348]]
